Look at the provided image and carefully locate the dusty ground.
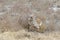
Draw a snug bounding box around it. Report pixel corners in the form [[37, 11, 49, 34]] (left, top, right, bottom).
[[0, 0, 60, 40]]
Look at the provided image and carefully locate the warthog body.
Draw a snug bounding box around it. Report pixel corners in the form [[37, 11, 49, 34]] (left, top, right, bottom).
[[18, 14, 47, 33]]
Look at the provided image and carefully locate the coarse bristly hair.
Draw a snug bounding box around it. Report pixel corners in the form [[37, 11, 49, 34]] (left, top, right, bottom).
[[18, 13, 47, 33]]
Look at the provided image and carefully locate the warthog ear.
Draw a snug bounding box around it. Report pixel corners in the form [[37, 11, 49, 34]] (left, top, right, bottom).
[[28, 14, 33, 21]]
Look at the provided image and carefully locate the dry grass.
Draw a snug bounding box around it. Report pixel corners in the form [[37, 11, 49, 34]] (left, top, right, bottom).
[[0, 30, 60, 40]]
